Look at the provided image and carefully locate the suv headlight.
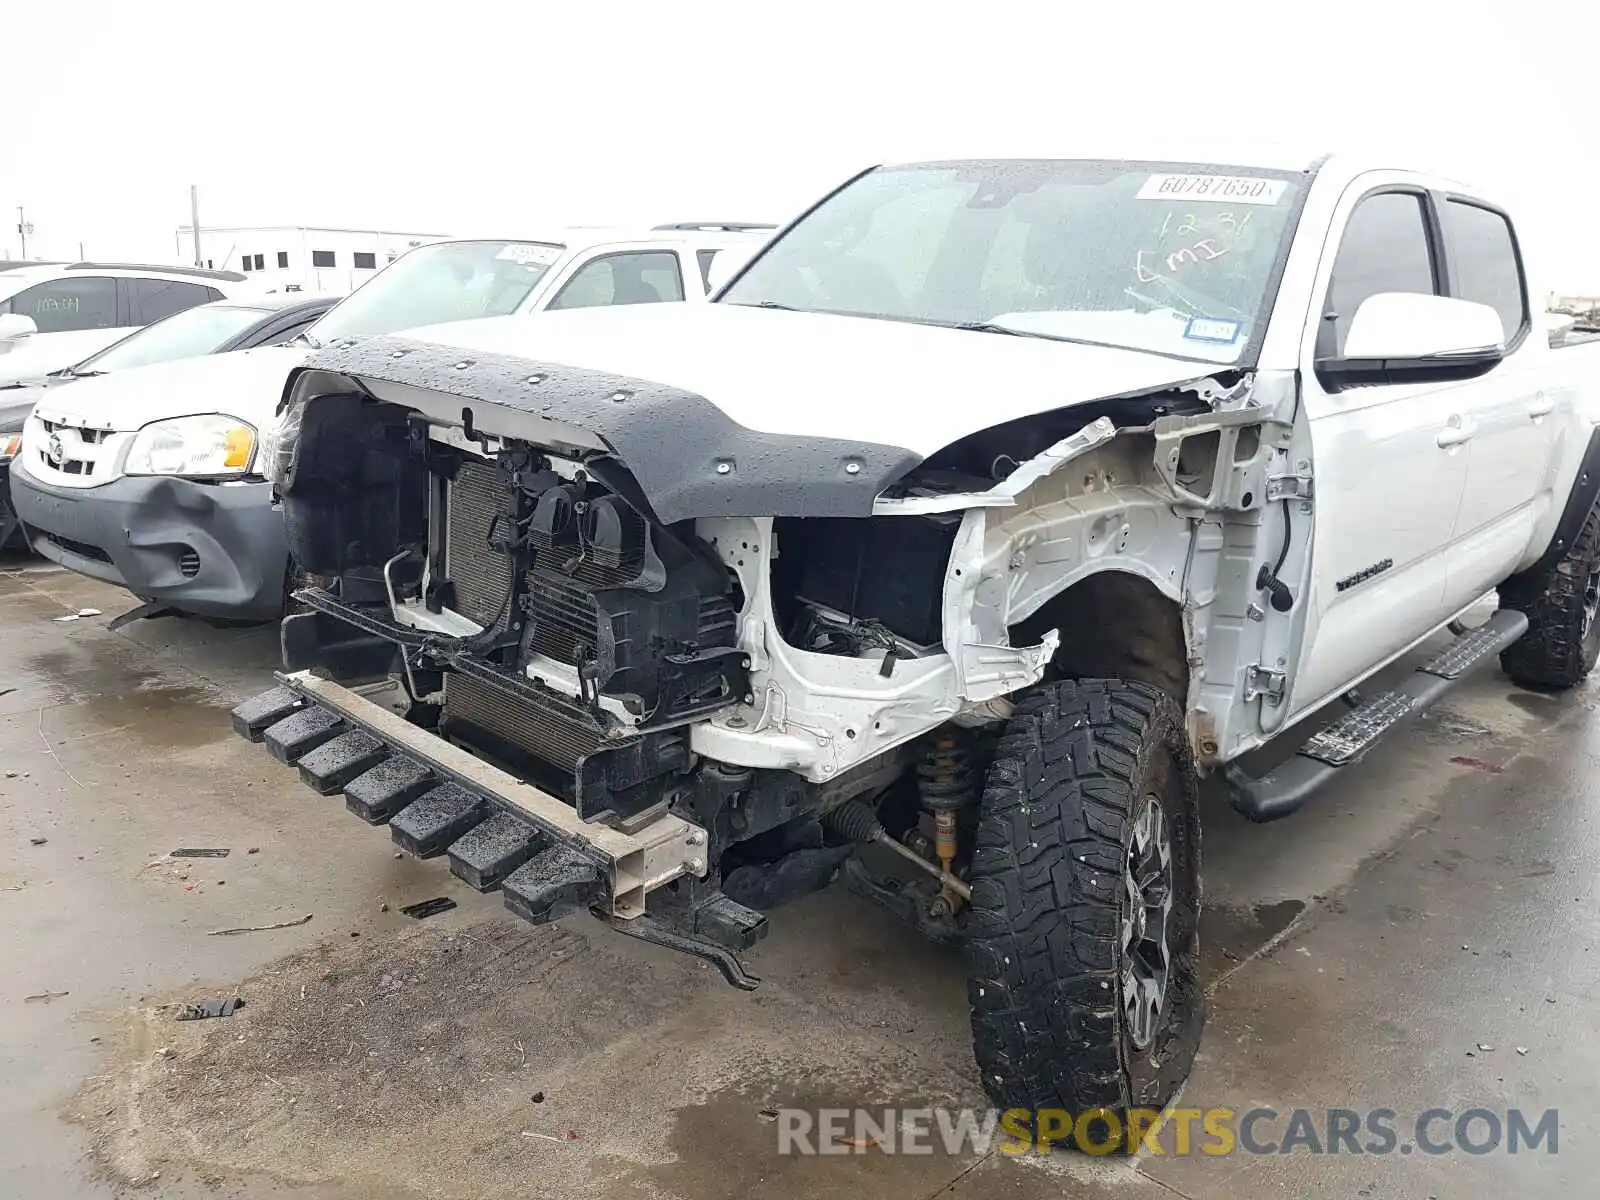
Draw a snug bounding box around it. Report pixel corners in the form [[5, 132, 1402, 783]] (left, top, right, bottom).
[[0, 432, 20, 462], [124, 415, 257, 478]]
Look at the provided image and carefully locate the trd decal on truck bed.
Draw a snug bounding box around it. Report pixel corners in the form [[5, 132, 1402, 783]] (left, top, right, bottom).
[[1336, 558, 1394, 593]]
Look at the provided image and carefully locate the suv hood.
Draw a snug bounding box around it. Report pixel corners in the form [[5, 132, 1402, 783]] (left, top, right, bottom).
[[389, 303, 1218, 458], [30, 344, 310, 431], [0, 330, 144, 388]]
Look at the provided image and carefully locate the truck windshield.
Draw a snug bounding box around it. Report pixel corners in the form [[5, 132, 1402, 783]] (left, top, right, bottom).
[[720, 159, 1305, 364], [308, 239, 565, 342], [73, 303, 266, 373]]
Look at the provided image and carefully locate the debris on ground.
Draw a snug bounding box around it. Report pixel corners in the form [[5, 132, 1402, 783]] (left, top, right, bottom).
[[757, 1107, 780, 1122], [530, 1091, 546, 1104], [24, 989, 69, 1003], [520, 1130, 580, 1143], [835, 1135, 880, 1149], [50, 608, 103, 623], [1476, 1043, 1495, 1052], [1449, 755, 1504, 774], [29, 837, 47, 846], [400, 897, 457, 920], [1517, 1046, 1529, 1056], [173, 998, 243, 1021], [246, 847, 260, 855], [207, 914, 313, 937], [171, 848, 230, 859]]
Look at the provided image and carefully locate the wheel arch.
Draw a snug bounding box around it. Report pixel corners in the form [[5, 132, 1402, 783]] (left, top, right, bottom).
[[1009, 567, 1190, 705]]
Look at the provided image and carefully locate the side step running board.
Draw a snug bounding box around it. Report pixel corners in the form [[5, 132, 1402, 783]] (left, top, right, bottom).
[[1225, 609, 1528, 822]]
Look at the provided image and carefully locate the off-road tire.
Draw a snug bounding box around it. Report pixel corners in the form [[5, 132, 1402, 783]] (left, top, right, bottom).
[[966, 678, 1203, 1123], [1498, 496, 1600, 690]]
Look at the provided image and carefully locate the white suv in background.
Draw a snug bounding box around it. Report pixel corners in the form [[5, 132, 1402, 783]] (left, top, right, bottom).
[[0, 262, 258, 386], [8, 222, 774, 622]]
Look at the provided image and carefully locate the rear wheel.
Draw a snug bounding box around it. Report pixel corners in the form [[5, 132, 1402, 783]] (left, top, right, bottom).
[[965, 678, 1203, 1126], [1498, 496, 1600, 690]]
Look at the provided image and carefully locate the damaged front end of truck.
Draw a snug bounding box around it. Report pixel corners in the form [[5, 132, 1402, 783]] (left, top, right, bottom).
[[232, 329, 1299, 986]]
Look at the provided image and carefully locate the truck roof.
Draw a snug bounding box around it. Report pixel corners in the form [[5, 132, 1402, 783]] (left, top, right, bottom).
[[874, 144, 1495, 197]]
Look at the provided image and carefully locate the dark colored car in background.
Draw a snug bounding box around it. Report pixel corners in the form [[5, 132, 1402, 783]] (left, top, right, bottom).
[[0, 293, 337, 549]]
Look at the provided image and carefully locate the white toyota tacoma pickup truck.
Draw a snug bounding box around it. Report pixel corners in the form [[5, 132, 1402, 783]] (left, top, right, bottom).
[[231, 152, 1600, 1121]]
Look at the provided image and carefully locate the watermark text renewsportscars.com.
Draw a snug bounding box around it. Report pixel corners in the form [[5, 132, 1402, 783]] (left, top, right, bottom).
[[775, 1106, 1560, 1157]]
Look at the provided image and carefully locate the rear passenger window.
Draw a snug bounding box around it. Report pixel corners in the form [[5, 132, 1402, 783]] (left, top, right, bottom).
[[1323, 191, 1437, 357], [547, 251, 687, 311], [1, 276, 119, 332], [696, 248, 719, 291], [1442, 201, 1527, 344], [128, 278, 215, 324]]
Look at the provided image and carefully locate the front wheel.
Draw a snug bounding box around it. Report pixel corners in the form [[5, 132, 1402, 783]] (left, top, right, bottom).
[[965, 678, 1204, 1125]]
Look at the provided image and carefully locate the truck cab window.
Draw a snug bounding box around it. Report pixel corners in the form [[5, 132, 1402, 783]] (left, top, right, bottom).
[[1442, 200, 1527, 345], [1323, 191, 1437, 357], [547, 251, 686, 310]]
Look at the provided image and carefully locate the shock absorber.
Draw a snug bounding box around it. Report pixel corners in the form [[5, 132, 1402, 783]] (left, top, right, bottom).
[[917, 729, 975, 914]]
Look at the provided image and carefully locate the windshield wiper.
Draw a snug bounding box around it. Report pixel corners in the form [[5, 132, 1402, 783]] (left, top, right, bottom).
[[292, 331, 323, 349], [950, 321, 1107, 347]]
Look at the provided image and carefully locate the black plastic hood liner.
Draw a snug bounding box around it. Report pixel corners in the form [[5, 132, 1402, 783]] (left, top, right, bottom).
[[288, 336, 921, 524]]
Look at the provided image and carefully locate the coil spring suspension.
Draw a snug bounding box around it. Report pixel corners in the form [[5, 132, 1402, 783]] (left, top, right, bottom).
[[917, 730, 975, 914]]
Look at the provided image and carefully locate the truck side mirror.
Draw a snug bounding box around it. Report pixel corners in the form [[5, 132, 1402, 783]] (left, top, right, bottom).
[[1317, 293, 1505, 389], [0, 313, 38, 355]]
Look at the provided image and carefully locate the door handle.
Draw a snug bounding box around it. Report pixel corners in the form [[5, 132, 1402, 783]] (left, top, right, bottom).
[[1436, 417, 1476, 448], [1528, 394, 1556, 420]]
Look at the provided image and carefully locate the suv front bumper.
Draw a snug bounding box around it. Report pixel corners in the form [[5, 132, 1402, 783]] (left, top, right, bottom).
[[8, 459, 289, 620]]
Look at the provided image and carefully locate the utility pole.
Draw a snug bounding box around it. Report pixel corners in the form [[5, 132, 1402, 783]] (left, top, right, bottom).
[[190, 185, 202, 267], [16, 207, 32, 259]]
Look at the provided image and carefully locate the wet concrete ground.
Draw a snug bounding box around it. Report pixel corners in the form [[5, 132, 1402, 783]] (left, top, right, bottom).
[[2, 556, 1597, 1198]]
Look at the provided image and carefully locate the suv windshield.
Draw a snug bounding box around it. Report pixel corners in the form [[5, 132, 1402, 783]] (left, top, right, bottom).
[[309, 239, 565, 341], [720, 159, 1305, 364], [75, 303, 266, 373]]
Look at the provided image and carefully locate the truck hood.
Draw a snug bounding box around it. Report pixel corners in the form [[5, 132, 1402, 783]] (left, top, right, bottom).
[[390, 303, 1217, 457], [30, 345, 310, 432], [296, 305, 1222, 523]]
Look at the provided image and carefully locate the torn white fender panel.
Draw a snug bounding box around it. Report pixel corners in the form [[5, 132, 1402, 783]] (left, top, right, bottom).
[[872, 416, 1121, 515]]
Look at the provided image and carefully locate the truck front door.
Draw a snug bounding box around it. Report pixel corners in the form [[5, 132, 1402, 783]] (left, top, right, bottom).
[[1289, 186, 1469, 717]]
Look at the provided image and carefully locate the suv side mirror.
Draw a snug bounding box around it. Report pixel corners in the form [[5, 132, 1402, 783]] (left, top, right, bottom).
[[0, 313, 38, 355], [1317, 293, 1505, 388], [706, 246, 758, 295]]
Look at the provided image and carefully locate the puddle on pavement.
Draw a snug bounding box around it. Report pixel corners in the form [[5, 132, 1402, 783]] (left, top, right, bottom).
[[1199, 899, 1305, 981], [11, 646, 232, 750]]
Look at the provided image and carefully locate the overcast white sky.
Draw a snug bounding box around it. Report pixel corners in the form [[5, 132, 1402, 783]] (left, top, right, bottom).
[[3, 0, 1598, 294]]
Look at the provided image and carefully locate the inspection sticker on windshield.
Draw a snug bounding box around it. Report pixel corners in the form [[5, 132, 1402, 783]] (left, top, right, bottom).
[[495, 243, 561, 266], [1184, 316, 1242, 344], [1138, 174, 1287, 205]]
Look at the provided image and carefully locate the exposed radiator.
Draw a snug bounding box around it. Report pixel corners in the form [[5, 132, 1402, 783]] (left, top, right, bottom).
[[443, 672, 606, 775], [447, 460, 514, 627]]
